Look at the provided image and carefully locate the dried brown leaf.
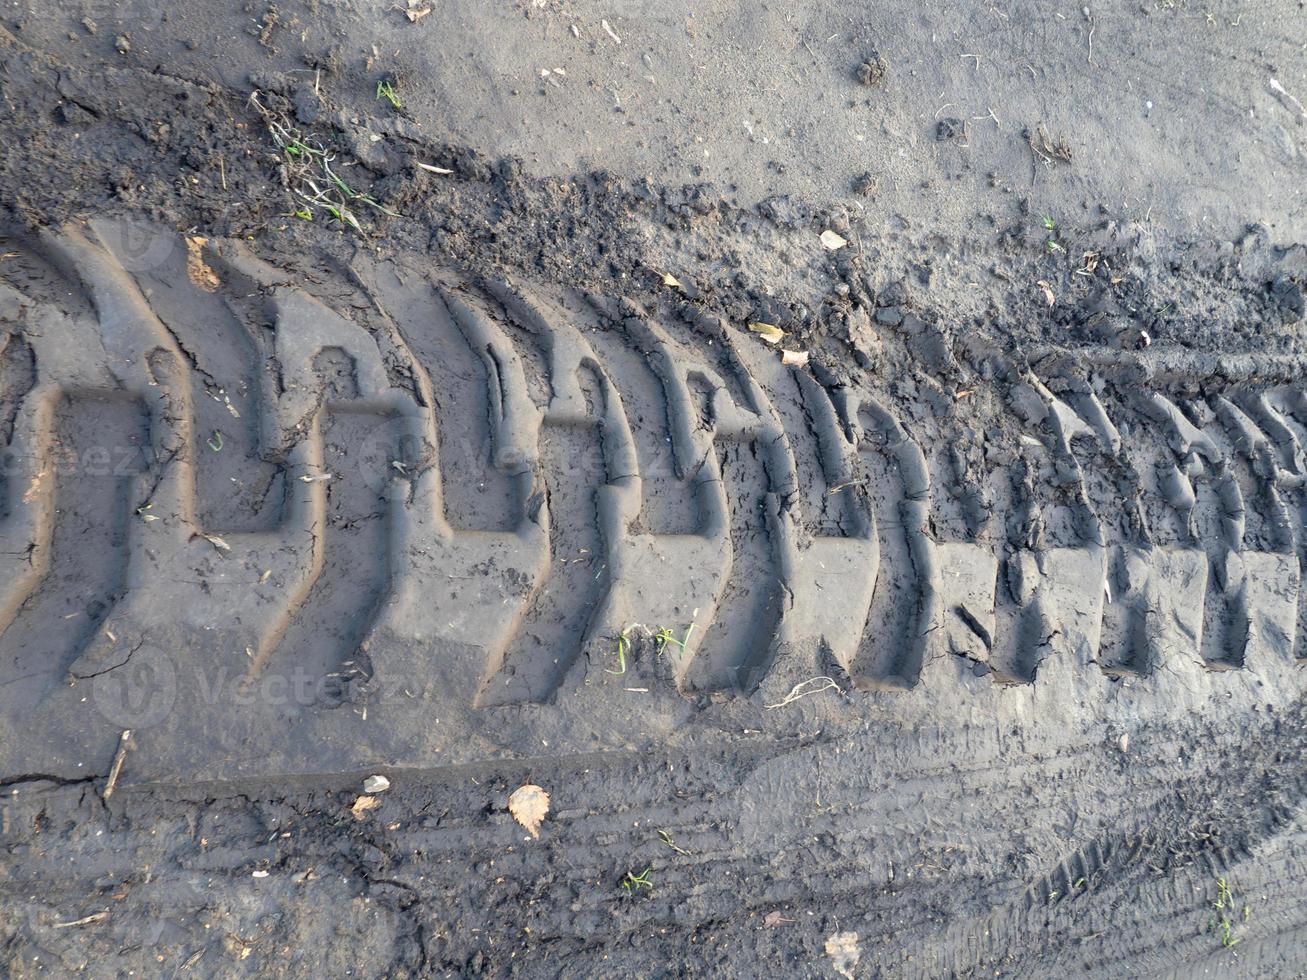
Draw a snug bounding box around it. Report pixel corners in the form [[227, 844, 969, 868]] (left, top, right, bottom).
[[508, 784, 550, 839], [22, 468, 46, 504], [350, 795, 381, 820], [1036, 280, 1056, 307], [405, 0, 432, 21], [780, 349, 809, 367], [748, 321, 785, 344], [185, 237, 220, 293], [825, 931, 861, 979]]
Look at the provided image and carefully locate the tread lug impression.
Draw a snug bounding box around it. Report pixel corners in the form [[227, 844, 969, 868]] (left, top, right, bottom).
[[0, 219, 1304, 782]]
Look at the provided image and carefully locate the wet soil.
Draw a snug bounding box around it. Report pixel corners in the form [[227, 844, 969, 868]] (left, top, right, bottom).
[[2, 2, 1307, 977]]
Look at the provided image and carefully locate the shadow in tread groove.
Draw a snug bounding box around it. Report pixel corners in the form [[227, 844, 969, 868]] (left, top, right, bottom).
[[852, 438, 918, 688], [0, 393, 147, 701], [266, 405, 393, 706], [683, 437, 785, 692], [477, 418, 607, 705]]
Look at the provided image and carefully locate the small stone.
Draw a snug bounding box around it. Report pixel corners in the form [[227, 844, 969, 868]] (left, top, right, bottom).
[[363, 774, 391, 794], [114, 35, 131, 54]]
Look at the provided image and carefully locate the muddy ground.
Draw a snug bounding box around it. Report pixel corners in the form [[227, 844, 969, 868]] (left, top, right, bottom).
[[2, 2, 1307, 977]]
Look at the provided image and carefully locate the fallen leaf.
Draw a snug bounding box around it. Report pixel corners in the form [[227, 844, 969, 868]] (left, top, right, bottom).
[[22, 469, 46, 504], [819, 229, 848, 250], [203, 534, 231, 552], [780, 349, 809, 367], [363, 774, 390, 794], [508, 784, 550, 839], [748, 321, 785, 345], [825, 931, 861, 980], [1036, 280, 1056, 307], [661, 272, 683, 289], [185, 237, 221, 293], [350, 795, 381, 820], [405, 0, 432, 21], [763, 910, 795, 927]]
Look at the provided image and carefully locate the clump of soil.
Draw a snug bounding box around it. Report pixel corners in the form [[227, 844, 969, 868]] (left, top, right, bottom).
[[856, 53, 887, 87]]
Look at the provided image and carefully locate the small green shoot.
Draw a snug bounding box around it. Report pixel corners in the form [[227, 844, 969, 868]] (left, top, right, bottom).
[[1212, 876, 1248, 949], [654, 623, 695, 655], [376, 79, 401, 109], [1041, 215, 1065, 254], [606, 631, 630, 676], [249, 88, 402, 234], [620, 868, 653, 894]]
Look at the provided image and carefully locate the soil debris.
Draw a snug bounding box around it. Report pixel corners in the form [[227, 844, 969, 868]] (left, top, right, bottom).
[[52, 911, 109, 929], [1027, 124, 1073, 164], [404, 0, 433, 23], [102, 730, 133, 801], [856, 54, 887, 87], [936, 117, 966, 142]]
